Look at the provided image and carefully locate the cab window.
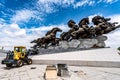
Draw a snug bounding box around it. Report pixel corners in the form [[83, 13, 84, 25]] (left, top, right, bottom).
[[15, 47, 20, 52], [22, 48, 25, 53]]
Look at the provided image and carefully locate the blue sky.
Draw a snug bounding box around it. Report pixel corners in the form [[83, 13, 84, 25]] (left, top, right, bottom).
[[0, 0, 120, 50]]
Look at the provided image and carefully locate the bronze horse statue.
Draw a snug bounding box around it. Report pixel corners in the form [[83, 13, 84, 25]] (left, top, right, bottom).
[[91, 16, 109, 36], [60, 20, 79, 41], [78, 17, 89, 29], [61, 18, 96, 40], [92, 16, 120, 36], [92, 16, 111, 25], [71, 17, 91, 39], [103, 22, 120, 34], [31, 27, 62, 48]]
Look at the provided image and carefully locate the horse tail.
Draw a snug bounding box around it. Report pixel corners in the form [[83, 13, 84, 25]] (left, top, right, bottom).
[[116, 25, 120, 28]]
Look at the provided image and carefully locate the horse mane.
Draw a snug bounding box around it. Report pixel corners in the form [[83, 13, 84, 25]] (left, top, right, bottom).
[[67, 20, 76, 28], [78, 17, 89, 26], [45, 27, 61, 36], [45, 28, 56, 36]]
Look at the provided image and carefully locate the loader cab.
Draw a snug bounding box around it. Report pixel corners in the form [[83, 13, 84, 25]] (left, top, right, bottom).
[[14, 47, 20, 52], [14, 46, 26, 60], [14, 46, 26, 52]]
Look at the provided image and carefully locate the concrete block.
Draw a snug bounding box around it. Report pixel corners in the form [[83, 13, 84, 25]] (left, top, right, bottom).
[[45, 65, 57, 80], [57, 64, 69, 77]]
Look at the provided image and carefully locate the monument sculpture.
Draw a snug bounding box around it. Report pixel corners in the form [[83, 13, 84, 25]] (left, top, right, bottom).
[[30, 15, 120, 54], [31, 27, 62, 49]]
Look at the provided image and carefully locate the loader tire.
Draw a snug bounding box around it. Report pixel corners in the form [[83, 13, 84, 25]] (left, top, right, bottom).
[[27, 58, 32, 65], [16, 60, 23, 67]]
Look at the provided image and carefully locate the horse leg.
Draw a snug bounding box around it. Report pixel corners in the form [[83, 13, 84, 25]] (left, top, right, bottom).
[[44, 43, 48, 49]]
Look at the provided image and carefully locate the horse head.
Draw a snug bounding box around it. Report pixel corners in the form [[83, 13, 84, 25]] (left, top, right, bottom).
[[78, 17, 89, 27], [67, 19, 76, 28], [52, 27, 62, 33]]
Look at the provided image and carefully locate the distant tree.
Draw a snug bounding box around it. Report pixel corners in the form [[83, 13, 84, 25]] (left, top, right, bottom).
[[117, 47, 120, 51]]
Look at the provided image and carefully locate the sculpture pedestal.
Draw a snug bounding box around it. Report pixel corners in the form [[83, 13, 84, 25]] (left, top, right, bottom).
[[38, 36, 107, 54], [49, 36, 107, 49]]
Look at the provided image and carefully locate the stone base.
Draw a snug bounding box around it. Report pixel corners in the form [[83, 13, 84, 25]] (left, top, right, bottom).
[[38, 36, 107, 54], [48, 36, 107, 49]]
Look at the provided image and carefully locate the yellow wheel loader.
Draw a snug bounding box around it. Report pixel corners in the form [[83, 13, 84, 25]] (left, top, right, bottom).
[[1, 46, 32, 67]]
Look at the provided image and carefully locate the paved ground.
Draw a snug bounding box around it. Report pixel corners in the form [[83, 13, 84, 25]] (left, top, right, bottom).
[[67, 66, 120, 80], [0, 64, 46, 80], [0, 48, 120, 80], [0, 64, 120, 80]]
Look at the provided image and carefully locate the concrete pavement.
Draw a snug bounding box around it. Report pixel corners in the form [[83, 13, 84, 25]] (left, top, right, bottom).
[[0, 48, 120, 80], [0, 64, 120, 80]]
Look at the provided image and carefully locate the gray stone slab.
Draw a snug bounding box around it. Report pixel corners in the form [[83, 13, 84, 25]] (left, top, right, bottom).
[[32, 48, 120, 68]]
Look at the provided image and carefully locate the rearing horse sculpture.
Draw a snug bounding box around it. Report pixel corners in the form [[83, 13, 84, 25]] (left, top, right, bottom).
[[103, 22, 120, 34], [92, 16, 119, 36], [31, 27, 62, 49], [60, 20, 79, 41], [92, 16, 111, 25], [71, 17, 90, 39], [78, 17, 89, 29]]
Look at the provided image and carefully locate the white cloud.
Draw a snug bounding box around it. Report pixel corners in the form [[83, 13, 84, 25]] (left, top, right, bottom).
[[74, 0, 88, 8], [37, 1, 55, 13], [97, 0, 118, 4], [62, 0, 74, 6], [74, 0, 95, 8], [108, 14, 120, 24], [104, 0, 118, 3], [89, 1, 95, 6], [0, 23, 30, 50], [1, 23, 26, 37], [37, 0, 95, 11], [11, 9, 43, 24], [97, 0, 102, 3], [0, 23, 67, 50], [0, 18, 5, 24], [11, 10, 35, 23], [26, 24, 68, 38], [3, 23, 26, 37], [36, 0, 75, 13], [105, 0, 113, 3], [37, 0, 74, 6]]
